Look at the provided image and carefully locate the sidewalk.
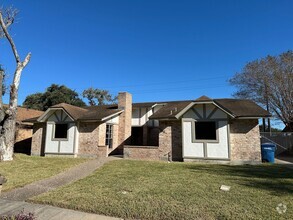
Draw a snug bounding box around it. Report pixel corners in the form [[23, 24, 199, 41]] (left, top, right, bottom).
[[0, 199, 120, 220], [0, 156, 120, 201]]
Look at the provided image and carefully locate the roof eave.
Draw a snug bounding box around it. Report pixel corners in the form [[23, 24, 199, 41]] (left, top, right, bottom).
[[235, 115, 272, 119], [101, 110, 124, 121], [77, 119, 102, 122], [22, 118, 39, 123], [149, 117, 178, 120], [77, 110, 124, 122]]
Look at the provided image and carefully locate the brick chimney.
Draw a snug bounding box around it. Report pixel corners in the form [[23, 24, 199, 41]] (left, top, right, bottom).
[[118, 92, 132, 147]]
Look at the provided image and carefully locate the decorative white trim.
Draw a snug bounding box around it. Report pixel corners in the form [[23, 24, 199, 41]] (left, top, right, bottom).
[[175, 101, 235, 119], [37, 108, 74, 122]]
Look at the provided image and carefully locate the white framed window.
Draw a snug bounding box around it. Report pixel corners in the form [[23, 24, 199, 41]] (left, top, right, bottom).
[[54, 123, 68, 139], [192, 121, 219, 143], [105, 124, 113, 148]]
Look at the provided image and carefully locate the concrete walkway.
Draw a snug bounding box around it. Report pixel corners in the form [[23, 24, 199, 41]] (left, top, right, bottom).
[[0, 199, 120, 220], [275, 155, 293, 169], [0, 156, 120, 201], [0, 156, 121, 219]]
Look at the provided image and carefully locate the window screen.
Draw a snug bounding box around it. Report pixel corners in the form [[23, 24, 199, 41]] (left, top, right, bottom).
[[54, 124, 68, 139], [195, 121, 217, 140]]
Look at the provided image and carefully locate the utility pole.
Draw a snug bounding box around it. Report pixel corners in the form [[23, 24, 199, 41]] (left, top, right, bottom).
[[264, 83, 271, 134]]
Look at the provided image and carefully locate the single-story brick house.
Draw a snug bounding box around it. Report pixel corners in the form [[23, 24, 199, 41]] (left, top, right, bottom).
[[27, 92, 270, 163]]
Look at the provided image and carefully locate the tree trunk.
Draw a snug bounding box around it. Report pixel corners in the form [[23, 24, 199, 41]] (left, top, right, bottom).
[[0, 114, 16, 161], [0, 9, 31, 161], [0, 64, 29, 161]]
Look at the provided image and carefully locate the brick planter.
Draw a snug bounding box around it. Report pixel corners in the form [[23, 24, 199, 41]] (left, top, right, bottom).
[[124, 145, 159, 160]]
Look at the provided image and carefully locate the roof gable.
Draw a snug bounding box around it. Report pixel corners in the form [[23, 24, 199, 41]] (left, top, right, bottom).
[[150, 98, 270, 120], [182, 103, 229, 120], [46, 109, 74, 122], [36, 103, 123, 122]]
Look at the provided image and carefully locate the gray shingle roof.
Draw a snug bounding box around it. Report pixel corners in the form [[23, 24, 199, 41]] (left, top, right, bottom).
[[50, 103, 88, 120], [25, 103, 123, 122], [149, 98, 271, 119], [79, 105, 122, 120], [27, 97, 270, 123], [149, 101, 192, 119], [214, 99, 271, 118]]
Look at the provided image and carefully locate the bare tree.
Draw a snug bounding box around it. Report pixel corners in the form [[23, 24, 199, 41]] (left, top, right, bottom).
[[0, 7, 31, 161], [230, 51, 293, 131]]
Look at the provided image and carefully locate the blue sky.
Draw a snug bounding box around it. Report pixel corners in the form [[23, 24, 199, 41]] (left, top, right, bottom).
[[1, 0, 293, 106]]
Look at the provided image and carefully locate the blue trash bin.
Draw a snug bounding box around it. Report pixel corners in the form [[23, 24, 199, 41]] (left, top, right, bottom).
[[261, 143, 276, 163]]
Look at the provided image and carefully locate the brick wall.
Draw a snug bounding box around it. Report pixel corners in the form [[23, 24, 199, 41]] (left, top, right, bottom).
[[98, 123, 106, 146], [118, 92, 132, 148], [124, 145, 159, 160], [125, 120, 182, 161], [78, 122, 100, 157], [159, 120, 182, 161], [97, 145, 108, 158], [230, 119, 261, 162], [31, 123, 46, 156]]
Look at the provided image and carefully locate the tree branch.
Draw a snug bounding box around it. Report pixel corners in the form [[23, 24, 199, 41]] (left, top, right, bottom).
[[0, 11, 20, 63], [22, 53, 31, 67]]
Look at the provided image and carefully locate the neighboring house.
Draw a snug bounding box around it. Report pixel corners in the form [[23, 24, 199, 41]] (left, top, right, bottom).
[[12, 106, 44, 154], [28, 92, 270, 163], [15, 107, 44, 141]]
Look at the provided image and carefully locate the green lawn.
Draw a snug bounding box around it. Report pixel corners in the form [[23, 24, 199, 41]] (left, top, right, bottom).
[[0, 154, 88, 192], [31, 160, 293, 220]]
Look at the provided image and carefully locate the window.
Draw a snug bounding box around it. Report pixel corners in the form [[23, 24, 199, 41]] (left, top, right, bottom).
[[106, 124, 113, 148], [54, 124, 68, 139], [194, 121, 217, 140]]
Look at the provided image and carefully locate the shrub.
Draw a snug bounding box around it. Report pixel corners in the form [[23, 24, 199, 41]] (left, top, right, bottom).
[[0, 209, 36, 220]]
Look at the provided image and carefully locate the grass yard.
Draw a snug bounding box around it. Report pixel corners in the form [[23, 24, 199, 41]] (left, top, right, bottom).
[[31, 160, 293, 220], [0, 154, 88, 192]]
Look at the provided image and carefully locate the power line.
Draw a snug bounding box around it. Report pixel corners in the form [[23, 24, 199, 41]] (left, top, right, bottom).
[[129, 84, 228, 95], [100, 75, 230, 89], [18, 75, 232, 103]]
